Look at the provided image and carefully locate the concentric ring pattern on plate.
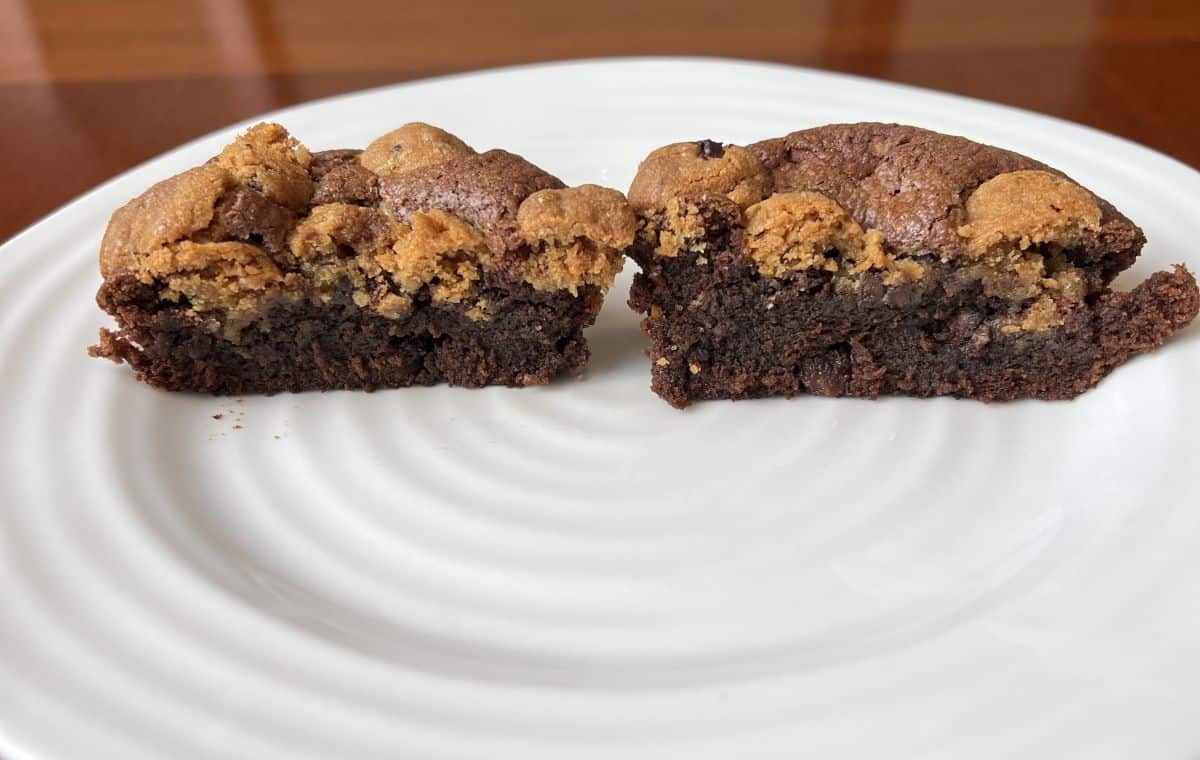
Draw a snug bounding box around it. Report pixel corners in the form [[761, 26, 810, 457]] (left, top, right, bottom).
[[2, 59, 1199, 759]]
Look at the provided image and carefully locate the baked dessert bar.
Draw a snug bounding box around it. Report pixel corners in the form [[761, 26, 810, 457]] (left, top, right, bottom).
[[90, 123, 635, 392], [626, 123, 1199, 407]]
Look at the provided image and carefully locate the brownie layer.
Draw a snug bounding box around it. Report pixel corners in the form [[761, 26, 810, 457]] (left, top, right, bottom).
[[93, 273, 598, 393], [630, 247, 1197, 407]]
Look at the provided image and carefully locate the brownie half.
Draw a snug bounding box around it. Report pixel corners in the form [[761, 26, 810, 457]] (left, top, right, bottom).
[[626, 124, 1199, 408], [90, 123, 635, 393]]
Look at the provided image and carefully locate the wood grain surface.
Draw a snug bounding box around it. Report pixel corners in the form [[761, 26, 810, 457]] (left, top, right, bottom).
[[1, 0, 1197, 242]]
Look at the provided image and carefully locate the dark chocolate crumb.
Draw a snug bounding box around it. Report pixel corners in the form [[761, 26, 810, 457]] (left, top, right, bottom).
[[90, 277, 596, 393], [696, 139, 725, 159]]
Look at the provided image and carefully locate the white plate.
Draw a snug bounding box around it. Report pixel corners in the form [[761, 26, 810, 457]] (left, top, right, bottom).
[[2, 58, 1199, 760]]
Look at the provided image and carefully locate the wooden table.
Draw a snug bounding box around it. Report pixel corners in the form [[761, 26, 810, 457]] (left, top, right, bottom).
[[2, 0, 1197, 243]]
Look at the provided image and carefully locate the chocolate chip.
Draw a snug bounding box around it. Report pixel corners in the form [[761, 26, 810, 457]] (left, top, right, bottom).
[[308, 149, 362, 179], [209, 186, 297, 255], [391, 144, 404, 153], [798, 347, 850, 396], [312, 162, 381, 206], [696, 139, 725, 159]]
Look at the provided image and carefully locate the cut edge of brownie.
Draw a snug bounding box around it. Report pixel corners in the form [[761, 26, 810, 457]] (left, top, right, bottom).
[[89, 122, 636, 394], [92, 272, 600, 393], [624, 123, 1200, 408]]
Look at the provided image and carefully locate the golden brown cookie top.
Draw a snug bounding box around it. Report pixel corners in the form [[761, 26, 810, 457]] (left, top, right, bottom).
[[290, 203, 404, 262], [628, 140, 772, 212], [215, 123, 313, 211], [517, 185, 637, 249], [359, 122, 475, 176], [378, 209, 489, 304], [743, 192, 922, 284], [515, 186, 635, 294], [632, 123, 1138, 264], [748, 123, 1137, 260], [744, 191, 875, 277], [99, 122, 636, 321], [100, 164, 235, 277], [958, 170, 1102, 255]]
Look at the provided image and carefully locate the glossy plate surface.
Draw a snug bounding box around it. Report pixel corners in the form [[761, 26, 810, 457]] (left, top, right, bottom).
[[1, 59, 1198, 759]]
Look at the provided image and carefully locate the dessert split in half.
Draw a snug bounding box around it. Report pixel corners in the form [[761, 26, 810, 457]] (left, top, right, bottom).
[[626, 123, 1199, 408], [91, 123, 635, 393]]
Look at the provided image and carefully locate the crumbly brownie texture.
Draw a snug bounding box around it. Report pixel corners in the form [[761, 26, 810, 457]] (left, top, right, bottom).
[[626, 124, 1199, 407], [90, 122, 635, 392]]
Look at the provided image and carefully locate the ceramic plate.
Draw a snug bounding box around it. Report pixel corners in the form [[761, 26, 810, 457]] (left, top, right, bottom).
[[2, 59, 1198, 759]]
